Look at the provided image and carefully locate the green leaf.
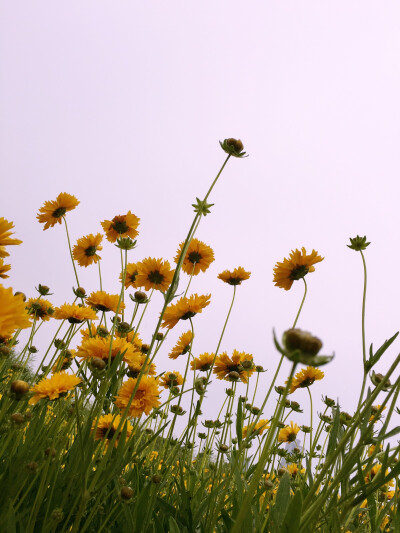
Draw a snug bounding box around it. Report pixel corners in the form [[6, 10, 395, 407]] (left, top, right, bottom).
[[368, 331, 399, 367], [134, 482, 152, 531], [236, 397, 243, 446], [281, 490, 302, 533], [269, 472, 290, 531], [168, 516, 182, 533], [326, 406, 341, 459]]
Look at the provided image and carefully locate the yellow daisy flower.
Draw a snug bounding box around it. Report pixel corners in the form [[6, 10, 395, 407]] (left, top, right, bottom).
[[0, 285, 31, 339], [80, 323, 101, 339], [91, 413, 133, 445], [273, 247, 324, 291], [174, 238, 215, 276], [37, 193, 79, 230], [169, 331, 193, 359], [243, 419, 269, 438], [213, 350, 255, 384], [26, 298, 55, 322], [114, 376, 161, 417], [161, 293, 211, 329], [0, 218, 22, 258], [115, 328, 143, 351], [53, 303, 98, 324], [159, 371, 184, 389], [278, 421, 300, 443], [29, 371, 81, 405], [72, 233, 103, 267], [86, 291, 125, 313], [51, 350, 75, 372], [190, 352, 215, 371], [135, 258, 174, 292], [218, 267, 251, 286], [76, 336, 136, 362], [0, 259, 11, 279], [289, 366, 324, 394], [287, 463, 306, 477], [121, 263, 139, 289], [101, 211, 140, 243], [124, 353, 156, 377]]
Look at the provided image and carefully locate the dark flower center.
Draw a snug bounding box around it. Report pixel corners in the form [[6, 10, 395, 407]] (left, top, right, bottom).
[[227, 278, 242, 286], [95, 304, 111, 312], [68, 317, 84, 324], [85, 246, 97, 257], [289, 265, 309, 281], [288, 432, 297, 442], [100, 426, 117, 440], [148, 270, 164, 285], [182, 345, 190, 355], [112, 220, 129, 234], [52, 207, 67, 218], [130, 272, 138, 283], [188, 251, 202, 264], [180, 311, 196, 321], [300, 377, 315, 388]]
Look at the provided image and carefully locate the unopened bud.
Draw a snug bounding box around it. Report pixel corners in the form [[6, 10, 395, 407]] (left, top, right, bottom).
[[228, 371, 240, 382], [11, 380, 30, 398], [10, 413, 25, 425], [133, 291, 148, 304], [121, 486, 134, 500]]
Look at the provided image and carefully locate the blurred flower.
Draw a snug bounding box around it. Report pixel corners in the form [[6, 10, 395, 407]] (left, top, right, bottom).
[[37, 193, 79, 230], [26, 298, 54, 321], [135, 258, 174, 292], [174, 238, 215, 276], [101, 211, 140, 243], [0, 218, 22, 258], [91, 414, 132, 445], [243, 419, 269, 438], [121, 263, 139, 289], [29, 372, 81, 405], [289, 366, 324, 394], [190, 352, 214, 371], [161, 293, 211, 329], [213, 350, 255, 384], [0, 285, 31, 339], [278, 421, 300, 443], [159, 371, 184, 389], [0, 259, 11, 279], [273, 248, 324, 290], [53, 303, 98, 324], [218, 267, 251, 286], [169, 331, 193, 360], [86, 291, 125, 313], [72, 233, 103, 267], [114, 376, 161, 417]]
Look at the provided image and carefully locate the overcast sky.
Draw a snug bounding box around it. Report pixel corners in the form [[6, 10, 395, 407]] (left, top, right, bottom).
[[1, 1, 400, 429]]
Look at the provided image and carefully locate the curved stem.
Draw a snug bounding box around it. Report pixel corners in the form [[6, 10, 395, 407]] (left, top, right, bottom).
[[293, 277, 307, 329]]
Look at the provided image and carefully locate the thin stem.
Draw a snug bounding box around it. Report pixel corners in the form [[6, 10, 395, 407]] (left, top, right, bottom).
[[98, 260, 103, 291], [307, 386, 313, 456], [63, 216, 80, 288], [293, 277, 307, 329]]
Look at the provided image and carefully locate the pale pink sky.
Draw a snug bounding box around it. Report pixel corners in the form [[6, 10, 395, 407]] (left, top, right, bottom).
[[1, 2, 400, 425]]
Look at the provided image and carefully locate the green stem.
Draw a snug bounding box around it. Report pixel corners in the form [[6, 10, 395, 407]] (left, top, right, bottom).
[[307, 386, 313, 456], [293, 277, 307, 328], [63, 216, 80, 289]]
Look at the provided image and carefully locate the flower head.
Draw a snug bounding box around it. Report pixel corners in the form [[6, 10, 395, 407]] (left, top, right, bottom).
[[121, 263, 139, 289], [190, 352, 215, 372], [161, 293, 211, 329], [174, 239, 215, 276], [37, 193, 79, 230], [76, 336, 137, 363], [348, 235, 370, 251], [114, 376, 161, 417], [219, 138, 247, 158], [26, 298, 55, 321], [91, 414, 133, 445], [0, 259, 11, 279], [273, 248, 324, 290], [72, 233, 103, 267], [213, 350, 255, 384], [0, 285, 31, 339], [101, 211, 140, 243], [135, 258, 174, 292], [0, 218, 23, 258], [278, 421, 300, 443], [169, 331, 193, 360], [86, 291, 125, 313], [218, 267, 251, 286], [125, 353, 156, 377], [53, 303, 98, 324], [243, 419, 269, 438], [289, 366, 324, 394], [29, 372, 81, 405], [159, 371, 184, 389]]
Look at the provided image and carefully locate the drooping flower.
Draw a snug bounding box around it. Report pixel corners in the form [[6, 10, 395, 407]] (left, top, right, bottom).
[[37, 193, 79, 230], [190, 352, 215, 372], [53, 303, 98, 324], [289, 366, 324, 394], [273, 248, 324, 291], [159, 371, 184, 389], [169, 331, 193, 360], [26, 298, 55, 322], [213, 350, 255, 384], [0, 218, 22, 258], [135, 258, 174, 292], [101, 211, 140, 243], [0, 285, 31, 339], [91, 414, 133, 445], [114, 376, 161, 417], [174, 238, 215, 276], [161, 294, 211, 329], [76, 336, 137, 362], [86, 291, 125, 313], [0, 259, 11, 279], [29, 372, 81, 405], [121, 263, 139, 289], [243, 419, 269, 438], [278, 421, 300, 443], [218, 267, 251, 286], [72, 233, 103, 267]]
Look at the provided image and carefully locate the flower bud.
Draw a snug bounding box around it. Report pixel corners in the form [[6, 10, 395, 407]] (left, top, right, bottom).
[[141, 344, 150, 354], [97, 326, 109, 338], [198, 432, 207, 439], [74, 287, 87, 298], [90, 357, 106, 371], [323, 396, 335, 407], [256, 365, 265, 373], [37, 284, 51, 296], [155, 332, 164, 341], [152, 474, 162, 484], [278, 468, 288, 477], [228, 371, 240, 382], [28, 346, 38, 353], [301, 425, 311, 433], [371, 371, 391, 392], [10, 380, 30, 398], [117, 321, 131, 334], [51, 508, 64, 523], [14, 291, 27, 301], [10, 412, 25, 425], [170, 405, 185, 415], [251, 407, 261, 415], [218, 443, 229, 453], [241, 360, 253, 370], [121, 486, 134, 500], [0, 345, 11, 358], [203, 420, 215, 428], [220, 138, 247, 158], [54, 339, 66, 350], [264, 479, 274, 489], [347, 235, 370, 251], [26, 461, 38, 473], [133, 291, 148, 304], [275, 386, 285, 395], [225, 388, 235, 397], [283, 329, 323, 357]]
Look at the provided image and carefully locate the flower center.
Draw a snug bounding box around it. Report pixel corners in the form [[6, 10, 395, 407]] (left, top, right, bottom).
[[52, 207, 67, 218], [148, 270, 164, 285], [300, 377, 315, 388], [85, 246, 97, 257], [129, 272, 138, 283], [227, 277, 242, 286], [289, 265, 309, 281], [180, 311, 196, 321], [101, 426, 117, 440], [288, 432, 297, 442], [112, 220, 129, 234], [188, 251, 202, 264]]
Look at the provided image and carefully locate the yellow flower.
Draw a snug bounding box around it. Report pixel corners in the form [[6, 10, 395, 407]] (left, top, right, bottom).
[[29, 372, 81, 405], [161, 293, 211, 329], [114, 376, 161, 417], [72, 233, 103, 267], [159, 371, 184, 389], [289, 366, 324, 394], [86, 291, 125, 313], [51, 350, 75, 372], [370, 405, 386, 423], [124, 353, 156, 377], [278, 421, 300, 442], [0, 259, 11, 279], [0, 285, 31, 339], [80, 324, 101, 339], [53, 303, 98, 324], [115, 329, 143, 351], [101, 211, 140, 243], [287, 463, 305, 477], [174, 238, 215, 276], [37, 193, 79, 230], [218, 267, 251, 286], [91, 414, 133, 445], [213, 350, 255, 384], [273, 248, 324, 291], [190, 352, 215, 371], [26, 298, 54, 322], [76, 336, 137, 362], [0, 218, 22, 258], [121, 263, 139, 289], [169, 331, 193, 359], [135, 258, 174, 292], [243, 419, 269, 438]]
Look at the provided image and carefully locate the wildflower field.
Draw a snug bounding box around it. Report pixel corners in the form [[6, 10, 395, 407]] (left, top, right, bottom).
[[1, 139, 400, 532]]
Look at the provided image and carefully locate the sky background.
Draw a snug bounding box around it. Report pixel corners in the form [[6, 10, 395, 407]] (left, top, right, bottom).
[[1, 1, 400, 431]]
